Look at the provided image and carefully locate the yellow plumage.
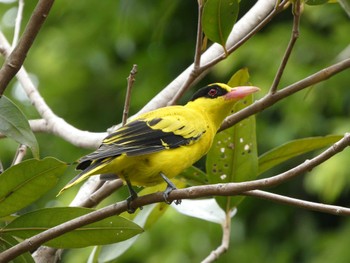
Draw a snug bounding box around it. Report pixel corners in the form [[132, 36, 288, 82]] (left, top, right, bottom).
[[58, 83, 259, 200]]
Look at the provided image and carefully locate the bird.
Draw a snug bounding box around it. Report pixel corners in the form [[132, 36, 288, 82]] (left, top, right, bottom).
[[58, 83, 259, 209]]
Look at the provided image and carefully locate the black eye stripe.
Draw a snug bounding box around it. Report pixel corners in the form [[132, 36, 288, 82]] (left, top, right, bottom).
[[190, 84, 228, 101]]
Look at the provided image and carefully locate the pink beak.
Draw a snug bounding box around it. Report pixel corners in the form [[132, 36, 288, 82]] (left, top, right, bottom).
[[225, 86, 260, 100]]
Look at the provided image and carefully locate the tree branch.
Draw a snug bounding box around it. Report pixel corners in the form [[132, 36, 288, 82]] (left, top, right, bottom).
[[220, 58, 350, 131], [0, 0, 55, 96], [0, 32, 106, 149], [139, 0, 278, 114], [200, 0, 289, 72], [242, 190, 350, 216], [2, 133, 350, 262]]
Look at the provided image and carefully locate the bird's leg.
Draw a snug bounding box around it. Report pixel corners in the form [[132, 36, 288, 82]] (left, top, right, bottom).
[[160, 172, 181, 205], [125, 179, 140, 213]]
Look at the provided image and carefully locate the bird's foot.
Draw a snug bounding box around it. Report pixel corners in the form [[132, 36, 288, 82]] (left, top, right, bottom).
[[126, 180, 142, 213], [126, 194, 138, 214], [160, 173, 182, 205]]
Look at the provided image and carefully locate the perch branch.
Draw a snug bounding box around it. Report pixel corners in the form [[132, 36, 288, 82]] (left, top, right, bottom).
[[2, 133, 350, 262]]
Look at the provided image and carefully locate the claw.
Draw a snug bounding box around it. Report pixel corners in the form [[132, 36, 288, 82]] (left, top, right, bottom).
[[160, 173, 181, 205], [125, 180, 142, 213]]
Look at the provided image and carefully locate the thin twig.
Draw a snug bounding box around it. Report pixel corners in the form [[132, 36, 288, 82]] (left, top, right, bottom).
[[2, 133, 350, 262], [11, 144, 27, 166], [194, 0, 204, 70], [12, 0, 25, 49], [122, 64, 138, 126], [167, 0, 205, 105], [269, 0, 301, 94], [243, 190, 350, 216], [0, 0, 55, 96], [202, 210, 231, 263]]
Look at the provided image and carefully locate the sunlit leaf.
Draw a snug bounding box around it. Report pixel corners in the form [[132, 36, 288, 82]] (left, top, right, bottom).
[[202, 0, 239, 53], [2, 207, 143, 248], [0, 157, 67, 218], [206, 69, 258, 210], [0, 96, 39, 158], [258, 135, 343, 175], [171, 198, 237, 224]]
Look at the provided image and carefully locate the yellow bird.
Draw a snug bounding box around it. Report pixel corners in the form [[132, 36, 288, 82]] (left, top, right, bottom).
[[59, 83, 259, 206]]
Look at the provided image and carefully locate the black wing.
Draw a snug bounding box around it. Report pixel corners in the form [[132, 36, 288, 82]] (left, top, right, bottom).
[[77, 115, 206, 170]]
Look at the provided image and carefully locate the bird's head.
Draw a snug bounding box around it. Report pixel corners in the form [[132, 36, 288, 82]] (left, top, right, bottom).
[[190, 83, 260, 102], [187, 83, 260, 130]]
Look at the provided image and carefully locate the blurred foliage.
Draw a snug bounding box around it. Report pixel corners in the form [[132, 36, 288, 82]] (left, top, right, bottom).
[[0, 0, 349, 262]]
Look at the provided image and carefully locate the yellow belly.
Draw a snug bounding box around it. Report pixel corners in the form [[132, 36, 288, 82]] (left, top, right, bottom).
[[98, 136, 212, 186]]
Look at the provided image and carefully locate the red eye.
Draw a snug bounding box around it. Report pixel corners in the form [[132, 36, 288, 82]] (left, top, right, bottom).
[[208, 88, 217, 97]]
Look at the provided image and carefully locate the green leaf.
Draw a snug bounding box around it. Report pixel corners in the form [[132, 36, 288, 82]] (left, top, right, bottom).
[[0, 157, 67, 218], [202, 0, 239, 53], [94, 204, 159, 262], [180, 165, 208, 186], [228, 67, 250, 87], [258, 135, 343, 175], [0, 96, 39, 158], [2, 207, 143, 248], [304, 149, 349, 203], [206, 69, 258, 210], [0, 235, 35, 263]]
